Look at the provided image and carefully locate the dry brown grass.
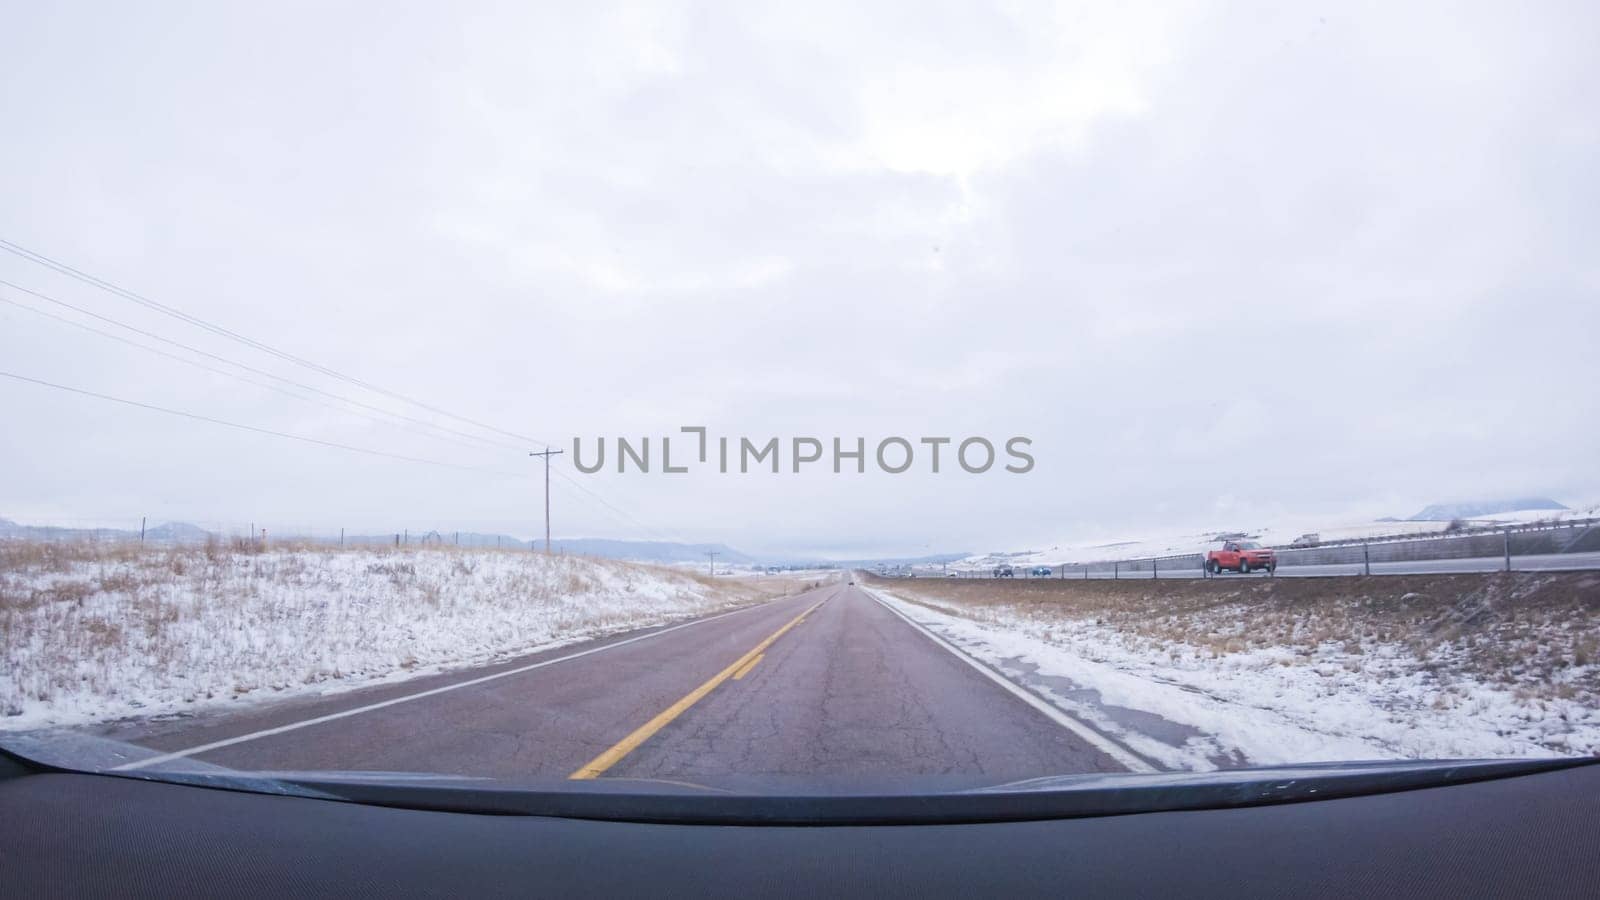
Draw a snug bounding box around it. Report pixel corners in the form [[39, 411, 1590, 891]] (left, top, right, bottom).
[[631, 563, 817, 604], [2, 540, 792, 723], [868, 571, 1600, 703]]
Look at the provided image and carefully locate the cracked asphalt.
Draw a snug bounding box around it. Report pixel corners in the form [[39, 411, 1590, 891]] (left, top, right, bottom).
[[98, 581, 1127, 778]]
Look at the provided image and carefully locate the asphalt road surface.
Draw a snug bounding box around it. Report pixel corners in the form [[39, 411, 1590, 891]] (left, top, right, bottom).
[[99, 583, 1137, 780]]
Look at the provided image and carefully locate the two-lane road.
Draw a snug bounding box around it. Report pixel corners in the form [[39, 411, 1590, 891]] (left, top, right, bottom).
[[99, 582, 1136, 780]]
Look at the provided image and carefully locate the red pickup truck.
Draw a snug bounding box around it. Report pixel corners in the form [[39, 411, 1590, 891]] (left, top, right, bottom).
[[1206, 540, 1276, 575]]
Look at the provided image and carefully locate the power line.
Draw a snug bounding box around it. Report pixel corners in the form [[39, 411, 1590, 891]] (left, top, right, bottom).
[[508, 465, 674, 544], [0, 238, 551, 448], [0, 369, 525, 477], [0, 277, 527, 453], [0, 292, 534, 457], [0, 366, 675, 541], [0, 241, 692, 545], [1, 292, 336, 407], [3, 363, 692, 547], [537, 472, 663, 539], [548, 464, 683, 543]]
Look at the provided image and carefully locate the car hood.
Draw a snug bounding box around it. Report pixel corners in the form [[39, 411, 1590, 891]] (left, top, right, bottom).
[[3, 731, 1592, 825]]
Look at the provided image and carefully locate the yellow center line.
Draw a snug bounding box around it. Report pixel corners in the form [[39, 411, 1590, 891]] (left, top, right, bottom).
[[731, 653, 765, 680], [569, 598, 826, 780]]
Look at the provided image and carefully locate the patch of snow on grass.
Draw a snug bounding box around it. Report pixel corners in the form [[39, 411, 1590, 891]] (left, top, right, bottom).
[[1, 546, 770, 729], [875, 588, 1599, 768]]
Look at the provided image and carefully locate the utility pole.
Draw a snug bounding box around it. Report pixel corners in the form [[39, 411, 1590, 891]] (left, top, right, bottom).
[[529, 448, 565, 554], [707, 550, 718, 577]]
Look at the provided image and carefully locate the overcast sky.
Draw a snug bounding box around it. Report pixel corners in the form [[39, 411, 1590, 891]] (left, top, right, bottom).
[[2, 2, 1596, 557]]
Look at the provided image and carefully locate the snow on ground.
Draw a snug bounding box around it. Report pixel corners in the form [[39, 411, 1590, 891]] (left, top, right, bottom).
[[871, 579, 1600, 770], [1, 543, 778, 729]]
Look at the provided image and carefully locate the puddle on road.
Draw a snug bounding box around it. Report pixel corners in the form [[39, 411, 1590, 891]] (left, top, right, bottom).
[[994, 655, 1250, 770]]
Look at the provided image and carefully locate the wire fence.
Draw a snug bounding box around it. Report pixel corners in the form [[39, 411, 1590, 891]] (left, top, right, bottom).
[[926, 516, 1600, 580], [9, 514, 1600, 575], [0, 516, 547, 552]]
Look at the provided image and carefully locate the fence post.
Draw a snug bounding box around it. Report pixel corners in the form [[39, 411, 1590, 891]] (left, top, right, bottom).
[[1504, 528, 1511, 572], [1084, 565, 1089, 580], [339, 527, 344, 548], [1114, 561, 1119, 580], [1363, 541, 1370, 576], [1153, 558, 1159, 580], [140, 516, 146, 544]]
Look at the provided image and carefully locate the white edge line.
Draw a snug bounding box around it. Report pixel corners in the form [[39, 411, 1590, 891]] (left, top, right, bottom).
[[860, 583, 1158, 775], [111, 598, 784, 772]]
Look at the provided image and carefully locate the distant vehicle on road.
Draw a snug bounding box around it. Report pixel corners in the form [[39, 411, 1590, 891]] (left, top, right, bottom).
[[1030, 566, 1052, 577], [992, 565, 1015, 578], [1290, 533, 1321, 548], [1207, 541, 1276, 575]]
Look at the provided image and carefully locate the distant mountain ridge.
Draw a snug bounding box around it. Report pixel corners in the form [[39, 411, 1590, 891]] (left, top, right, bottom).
[[0, 518, 138, 542], [1409, 498, 1569, 521]]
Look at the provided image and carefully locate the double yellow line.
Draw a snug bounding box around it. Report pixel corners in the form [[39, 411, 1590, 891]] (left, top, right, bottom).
[[569, 596, 827, 780]]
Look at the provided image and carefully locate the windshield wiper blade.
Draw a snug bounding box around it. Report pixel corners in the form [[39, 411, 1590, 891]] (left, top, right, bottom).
[[4, 733, 1590, 826], [274, 758, 1596, 826]]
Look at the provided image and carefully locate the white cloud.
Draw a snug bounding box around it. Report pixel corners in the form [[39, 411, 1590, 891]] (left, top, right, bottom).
[[0, 1, 1595, 555], [847, 4, 1180, 178]]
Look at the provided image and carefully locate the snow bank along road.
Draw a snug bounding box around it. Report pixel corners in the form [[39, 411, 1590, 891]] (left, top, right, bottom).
[[96, 582, 1155, 778]]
